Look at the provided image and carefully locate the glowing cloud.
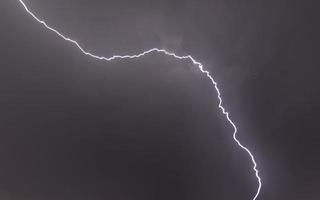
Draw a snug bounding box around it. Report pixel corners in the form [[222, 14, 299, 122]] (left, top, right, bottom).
[[17, 0, 262, 199]]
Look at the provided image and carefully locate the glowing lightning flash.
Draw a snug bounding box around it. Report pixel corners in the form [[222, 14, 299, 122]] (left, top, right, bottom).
[[17, 0, 262, 199]]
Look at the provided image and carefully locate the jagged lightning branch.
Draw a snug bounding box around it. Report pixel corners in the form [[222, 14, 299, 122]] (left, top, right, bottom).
[[17, 0, 262, 199]]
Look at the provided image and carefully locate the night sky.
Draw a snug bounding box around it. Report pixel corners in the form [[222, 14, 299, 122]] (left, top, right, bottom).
[[0, 0, 319, 199]]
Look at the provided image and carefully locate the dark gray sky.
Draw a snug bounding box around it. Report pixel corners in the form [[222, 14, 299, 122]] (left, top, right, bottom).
[[0, 0, 319, 199]]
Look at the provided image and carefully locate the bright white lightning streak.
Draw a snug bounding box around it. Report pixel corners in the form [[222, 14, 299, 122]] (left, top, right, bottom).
[[18, 0, 262, 199]]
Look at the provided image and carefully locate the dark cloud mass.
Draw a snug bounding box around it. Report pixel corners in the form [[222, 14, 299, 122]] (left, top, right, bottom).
[[0, 0, 320, 199]]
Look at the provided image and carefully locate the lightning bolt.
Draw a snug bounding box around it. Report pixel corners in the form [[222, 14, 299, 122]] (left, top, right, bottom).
[[17, 0, 262, 199]]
